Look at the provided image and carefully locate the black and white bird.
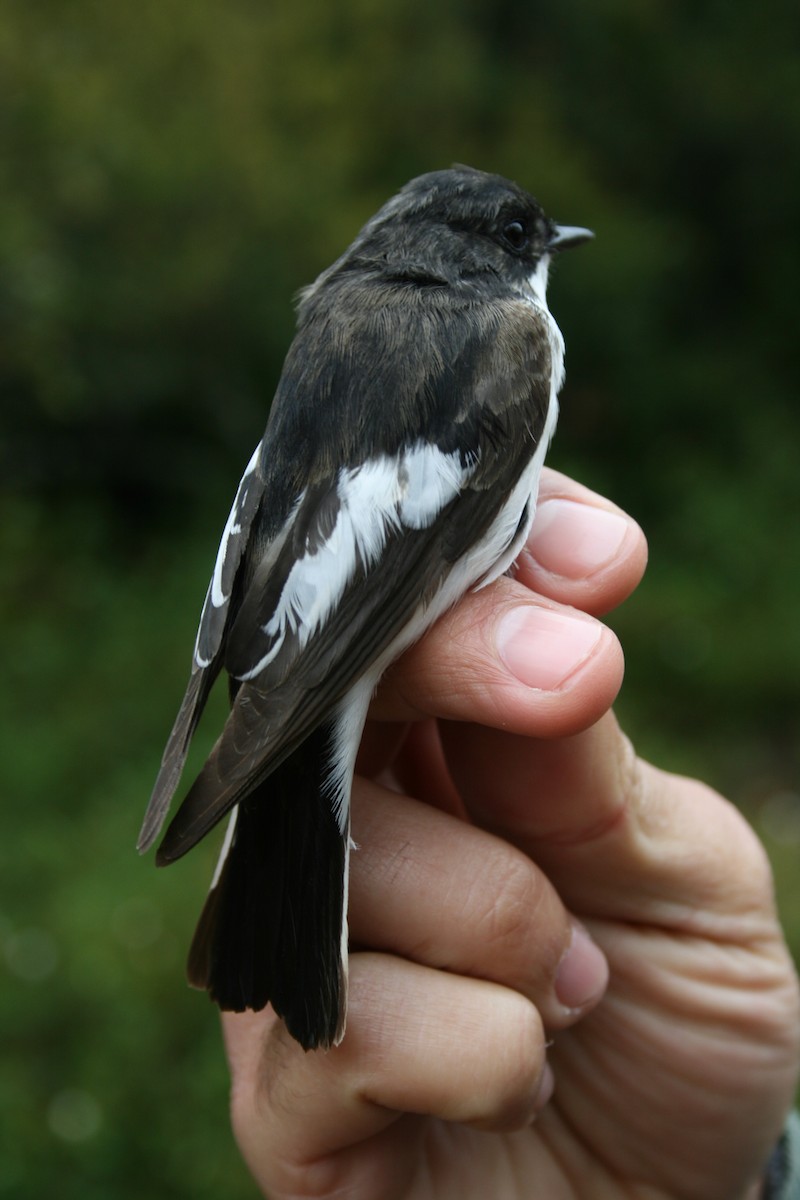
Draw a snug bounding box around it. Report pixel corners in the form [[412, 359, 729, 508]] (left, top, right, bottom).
[[138, 166, 592, 1050]]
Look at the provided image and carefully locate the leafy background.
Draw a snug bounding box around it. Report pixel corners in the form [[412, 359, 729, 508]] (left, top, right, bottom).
[[2, 1, 799, 1195]]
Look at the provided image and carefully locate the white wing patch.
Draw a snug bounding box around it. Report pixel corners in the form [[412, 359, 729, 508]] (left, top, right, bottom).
[[194, 443, 262, 668], [237, 443, 473, 682], [398, 442, 472, 528], [210, 444, 262, 609]]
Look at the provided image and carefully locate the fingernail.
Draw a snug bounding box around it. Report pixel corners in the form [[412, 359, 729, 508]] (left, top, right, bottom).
[[533, 1061, 555, 1112], [529, 500, 629, 580], [496, 606, 603, 690], [555, 923, 609, 1014]]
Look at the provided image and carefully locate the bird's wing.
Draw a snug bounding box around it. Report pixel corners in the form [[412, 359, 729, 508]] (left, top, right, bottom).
[[137, 444, 269, 851], [154, 295, 554, 863]]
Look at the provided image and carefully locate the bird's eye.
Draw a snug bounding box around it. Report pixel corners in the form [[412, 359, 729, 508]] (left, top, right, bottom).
[[502, 219, 529, 252]]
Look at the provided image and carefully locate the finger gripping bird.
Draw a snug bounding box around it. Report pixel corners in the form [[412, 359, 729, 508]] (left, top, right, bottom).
[[138, 166, 592, 1050]]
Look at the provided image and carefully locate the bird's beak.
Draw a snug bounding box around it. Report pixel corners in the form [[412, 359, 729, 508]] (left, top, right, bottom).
[[548, 224, 595, 252]]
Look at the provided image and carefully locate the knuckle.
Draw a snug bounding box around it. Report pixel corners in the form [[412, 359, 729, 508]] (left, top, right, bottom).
[[473, 845, 547, 961], [471, 994, 546, 1129]]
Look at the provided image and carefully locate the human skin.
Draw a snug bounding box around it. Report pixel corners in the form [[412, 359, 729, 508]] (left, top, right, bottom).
[[220, 469, 800, 1200]]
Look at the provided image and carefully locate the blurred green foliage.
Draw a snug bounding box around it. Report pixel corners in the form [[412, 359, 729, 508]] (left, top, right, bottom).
[[2, 0, 799, 1194]]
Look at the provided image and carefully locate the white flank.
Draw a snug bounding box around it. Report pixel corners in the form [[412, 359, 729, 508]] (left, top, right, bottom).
[[322, 677, 383, 1046], [325, 675, 377, 832]]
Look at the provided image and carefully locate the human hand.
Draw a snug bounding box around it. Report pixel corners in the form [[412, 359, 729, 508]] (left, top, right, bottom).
[[221, 470, 800, 1200]]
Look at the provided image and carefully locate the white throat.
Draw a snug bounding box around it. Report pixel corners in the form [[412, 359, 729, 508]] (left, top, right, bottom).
[[527, 254, 552, 310], [521, 253, 566, 394]]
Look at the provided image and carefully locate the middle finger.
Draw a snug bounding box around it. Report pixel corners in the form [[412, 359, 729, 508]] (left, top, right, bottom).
[[348, 775, 609, 1032]]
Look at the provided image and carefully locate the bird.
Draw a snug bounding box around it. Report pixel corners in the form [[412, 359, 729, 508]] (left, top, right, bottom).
[[138, 165, 593, 1051]]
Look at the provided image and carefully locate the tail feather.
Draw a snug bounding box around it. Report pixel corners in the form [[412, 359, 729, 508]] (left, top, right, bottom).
[[186, 722, 348, 1050]]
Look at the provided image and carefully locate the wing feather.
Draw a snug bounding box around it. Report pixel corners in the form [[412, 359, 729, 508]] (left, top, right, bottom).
[[137, 444, 268, 851]]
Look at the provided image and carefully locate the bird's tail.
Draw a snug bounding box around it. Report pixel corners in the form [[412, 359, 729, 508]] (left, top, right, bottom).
[[187, 722, 349, 1051]]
